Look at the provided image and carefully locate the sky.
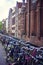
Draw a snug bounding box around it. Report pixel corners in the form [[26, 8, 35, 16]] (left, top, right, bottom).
[[0, 0, 22, 21]]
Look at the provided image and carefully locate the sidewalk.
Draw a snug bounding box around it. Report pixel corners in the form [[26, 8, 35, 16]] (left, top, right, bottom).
[[0, 42, 7, 65]]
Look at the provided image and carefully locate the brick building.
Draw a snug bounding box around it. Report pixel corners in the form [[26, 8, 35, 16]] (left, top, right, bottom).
[[26, 0, 43, 46], [18, 0, 27, 39], [15, 2, 22, 38], [8, 0, 43, 46], [8, 2, 22, 37], [11, 7, 16, 36], [8, 8, 12, 35]]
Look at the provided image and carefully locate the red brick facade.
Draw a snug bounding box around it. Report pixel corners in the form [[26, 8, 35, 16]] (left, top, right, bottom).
[[8, 0, 43, 46], [25, 0, 43, 46]]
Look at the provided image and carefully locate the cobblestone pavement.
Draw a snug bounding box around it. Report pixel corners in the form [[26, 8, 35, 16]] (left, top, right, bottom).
[[0, 42, 7, 65]]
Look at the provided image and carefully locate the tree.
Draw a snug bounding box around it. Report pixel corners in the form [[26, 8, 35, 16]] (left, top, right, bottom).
[[0, 21, 2, 30]]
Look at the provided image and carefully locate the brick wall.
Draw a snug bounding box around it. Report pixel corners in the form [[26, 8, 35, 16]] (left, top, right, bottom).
[[25, 0, 43, 46]]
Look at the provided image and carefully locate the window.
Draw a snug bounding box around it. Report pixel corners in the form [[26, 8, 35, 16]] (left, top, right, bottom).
[[12, 27, 15, 30], [31, 0, 37, 4], [31, 0, 37, 10], [19, 8, 21, 14], [12, 17, 15, 25]]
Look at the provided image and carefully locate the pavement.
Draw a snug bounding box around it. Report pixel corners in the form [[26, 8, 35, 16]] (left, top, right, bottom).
[[0, 42, 8, 65]]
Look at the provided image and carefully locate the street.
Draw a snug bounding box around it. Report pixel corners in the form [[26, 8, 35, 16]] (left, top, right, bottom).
[[0, 42, 7, 65]]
